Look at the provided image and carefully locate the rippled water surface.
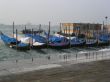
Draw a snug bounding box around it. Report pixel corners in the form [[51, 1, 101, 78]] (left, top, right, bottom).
[[0, 25, 108, 62]]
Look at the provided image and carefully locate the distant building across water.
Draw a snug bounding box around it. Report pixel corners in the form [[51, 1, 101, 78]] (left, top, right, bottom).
[[60, 23, 109, 35]]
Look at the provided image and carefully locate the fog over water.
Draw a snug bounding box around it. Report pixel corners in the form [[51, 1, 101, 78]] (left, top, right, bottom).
[[0, 0, 110, 25]]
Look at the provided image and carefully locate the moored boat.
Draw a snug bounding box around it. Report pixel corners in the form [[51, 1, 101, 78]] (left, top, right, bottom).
[[1, 33, 30, 50], [25, 33, 47, 49], [69, 37, 86, 47], [85, 39, 98, 47], [98, 34, 110, 46], [48, 36, 69, 49], [45, 32, 69, 49]]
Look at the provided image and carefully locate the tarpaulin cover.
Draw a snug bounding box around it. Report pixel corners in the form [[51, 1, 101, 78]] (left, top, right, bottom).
[[26, 34, 46, 43], [1, 34, 17, 44]]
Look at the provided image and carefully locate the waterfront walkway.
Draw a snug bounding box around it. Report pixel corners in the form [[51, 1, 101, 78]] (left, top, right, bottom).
[[0, 48, 110, 76]]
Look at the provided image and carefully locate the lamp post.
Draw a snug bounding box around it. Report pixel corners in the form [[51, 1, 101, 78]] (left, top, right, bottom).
[[105, 16, 108, 33]]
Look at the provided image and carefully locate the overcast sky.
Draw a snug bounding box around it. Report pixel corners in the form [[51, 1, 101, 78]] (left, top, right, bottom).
[[0, 0, 110, 25]]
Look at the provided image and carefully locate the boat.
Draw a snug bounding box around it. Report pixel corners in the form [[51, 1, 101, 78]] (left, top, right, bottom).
[[13, 32, 46, 49], [1, 33, 30, 50], [43, 22, 69, 49], [22, 29, 43, 34], [1, 33, 18, 46], [25, 33, 47, 49], [85, 39, 98, 47], [53, 33, 86, 47], [45, 32, 69, 48], [68, 36, 86, 47], [98, 34, 110, 46], [21, 25, 47, 49], [48, 36, 69, 48], [11, 42, 30, 50], [57, 32, 97, 47], [21, 25, 43, 34]]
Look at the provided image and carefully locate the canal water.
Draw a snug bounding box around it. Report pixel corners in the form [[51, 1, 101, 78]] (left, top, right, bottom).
[[0, 25, 109, 62]]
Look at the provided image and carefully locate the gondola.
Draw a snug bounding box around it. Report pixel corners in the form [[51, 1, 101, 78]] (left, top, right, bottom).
[[25, 33, 47, 49], [45, 32, 69, 49], [98, 34, 110, 46], [22, 29, 43, 34], [68, 37, 86, 47], [85, 39, 98, 47], [1, 33, 30, 50]]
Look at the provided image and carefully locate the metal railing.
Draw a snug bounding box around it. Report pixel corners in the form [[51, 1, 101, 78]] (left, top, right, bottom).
[[13, 49, 110, 66], [0, 49, 110, 76]]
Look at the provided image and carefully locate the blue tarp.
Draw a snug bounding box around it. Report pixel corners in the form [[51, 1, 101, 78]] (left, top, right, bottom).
[[17, 43, 29, 47], [44, 32, 68, 43], [71, 37, 85, 44], [1, 34, 29, 48], [49, 36, 67, 43], [99, 34, 110, 42], [25, 34, 47, 43], [1, 34, 17, 44], [48, 36, 69, 46]]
